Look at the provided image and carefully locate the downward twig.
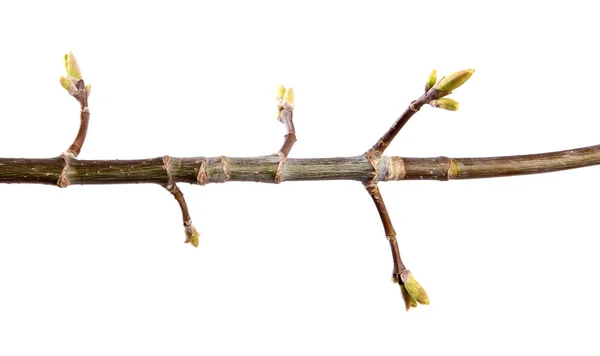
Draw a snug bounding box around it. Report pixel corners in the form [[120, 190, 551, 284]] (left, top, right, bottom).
[[162, 156, 199, 247]]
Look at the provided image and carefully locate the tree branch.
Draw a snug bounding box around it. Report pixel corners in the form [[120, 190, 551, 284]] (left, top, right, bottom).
[[1, 56, 594, 312], [4, 144, 599, 185]]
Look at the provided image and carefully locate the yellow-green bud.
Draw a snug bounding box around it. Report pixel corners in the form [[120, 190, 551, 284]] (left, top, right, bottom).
[[400, 270, 430, 305], [276, 84, 286, 102], [435, 69, 475, 92], [85, 84, 92, 95], [59, 76, 73, 91], [185, 225, 200, 248], [401, 284, 419, 311], [282, 87, 294, 110], [426, 69, 437, 91], [431, 98, 460, 111], [64, 51, 82, 80]]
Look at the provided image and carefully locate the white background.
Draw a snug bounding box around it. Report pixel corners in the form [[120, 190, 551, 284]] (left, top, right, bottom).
[[1, 1, 599, 355]]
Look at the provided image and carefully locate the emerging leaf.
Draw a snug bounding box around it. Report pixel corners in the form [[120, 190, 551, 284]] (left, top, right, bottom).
[[64, 51, 82, 80]]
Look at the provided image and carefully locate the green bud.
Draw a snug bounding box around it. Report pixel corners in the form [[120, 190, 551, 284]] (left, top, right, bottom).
[[401, 284, 419, 311], [184, 225, 200, 248], [400, 270, 430, 305], [431, 98, 460, 111], [85, 84, 92, 95], [282, 87, 294, 110], [435, 69, 475, 92], [276, 84, 286, 101], [59, 76, 74, 91], [64, 51, 82, 80], [426, 69, 437, 91]]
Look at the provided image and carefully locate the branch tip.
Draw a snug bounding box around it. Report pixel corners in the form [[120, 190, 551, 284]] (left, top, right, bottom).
[[165, 183, 200, 248], [59, 52, 91, 158], [184, 223, 200, 248]]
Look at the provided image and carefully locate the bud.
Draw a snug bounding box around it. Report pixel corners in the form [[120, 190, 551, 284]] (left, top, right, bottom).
[[425, 69, 437, 91], [276, 84, 286, 102], [59, 76, 77, 95], [85, 84, 92, 95], [59, 76, 73, 90], [64, 52, 82, 80], [435, 69, 475, 92], [430, 98, 460, 111], [184, 225, 200, 248], [401, 284, 419, 311], [282, 87, 294, 110], [400, 270, 430, 305]]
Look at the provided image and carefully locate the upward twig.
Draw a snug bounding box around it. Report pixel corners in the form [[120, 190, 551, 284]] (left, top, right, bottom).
[[65, 80, 90, 157]]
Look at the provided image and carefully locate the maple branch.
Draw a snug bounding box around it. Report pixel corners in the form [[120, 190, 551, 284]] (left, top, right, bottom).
[[2, 55, 598, 312]]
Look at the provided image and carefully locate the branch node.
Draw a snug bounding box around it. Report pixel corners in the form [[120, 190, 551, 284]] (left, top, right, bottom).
[[57, 152, 74, 188], [274, 158, 286, 184], [196, 158, 208, 185], [162, 155, 173, 189], [409, 101, 419, 112], [444, 156, 459, 179], [365, 148, 383, 184], [220, 156, 230, 181]]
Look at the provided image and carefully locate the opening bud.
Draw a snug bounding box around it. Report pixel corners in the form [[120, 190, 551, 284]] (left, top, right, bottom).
[[64, 51, 82, 80], [282, 87, 295, 110], [435, 69, 475, 92], [59, 76, 77, 95], [426, 69, 437, 91], [184, 225, 200, 248], [401, 284, 419, 311], [276, 84, 286, 103], [399, 270, 430, 307], [430, 98, 460, 111]]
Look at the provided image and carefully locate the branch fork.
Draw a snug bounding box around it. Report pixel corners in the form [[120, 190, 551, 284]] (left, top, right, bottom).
[[364, 68, 474, 309]]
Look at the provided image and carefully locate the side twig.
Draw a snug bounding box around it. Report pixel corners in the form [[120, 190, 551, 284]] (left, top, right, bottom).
[[363, 69, 474, 309], [275, 85, 296, 159], [163, 156, 199, 247]]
